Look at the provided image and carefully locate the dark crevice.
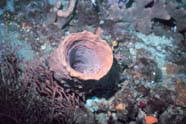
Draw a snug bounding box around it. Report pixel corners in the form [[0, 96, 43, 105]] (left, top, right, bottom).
[[153, 18, 176, 27], [145, 0, 154, 8], [126, 0, 134, 8]]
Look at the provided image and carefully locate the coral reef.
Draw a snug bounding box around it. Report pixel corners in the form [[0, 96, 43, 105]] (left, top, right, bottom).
[[0, 0, 6, 8], [175, 79, 186, 107], [99, 0, 170, 34], [76, 0, 100, 25], [0, 23, 35, 60], [166, 2, 186, 32], [25, 61, 86, 124], [159, 105, 186, 124], [99, 0, 186, 34], [0, 44, 90, 124], [0, 45, 50, 124], [0, 0, 14, 15], [0, 0, 186, 124], [46, 0, 77, 28]]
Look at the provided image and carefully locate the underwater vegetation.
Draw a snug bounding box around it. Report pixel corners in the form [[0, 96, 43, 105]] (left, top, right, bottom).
[[0, 0, 186, 124]]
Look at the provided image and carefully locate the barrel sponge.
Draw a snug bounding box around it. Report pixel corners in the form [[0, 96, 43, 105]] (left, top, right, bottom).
[[48, 31, 113, 81]]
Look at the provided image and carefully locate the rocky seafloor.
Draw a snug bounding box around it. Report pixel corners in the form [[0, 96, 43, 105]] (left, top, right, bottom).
[[0, 0, 186, 124]]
